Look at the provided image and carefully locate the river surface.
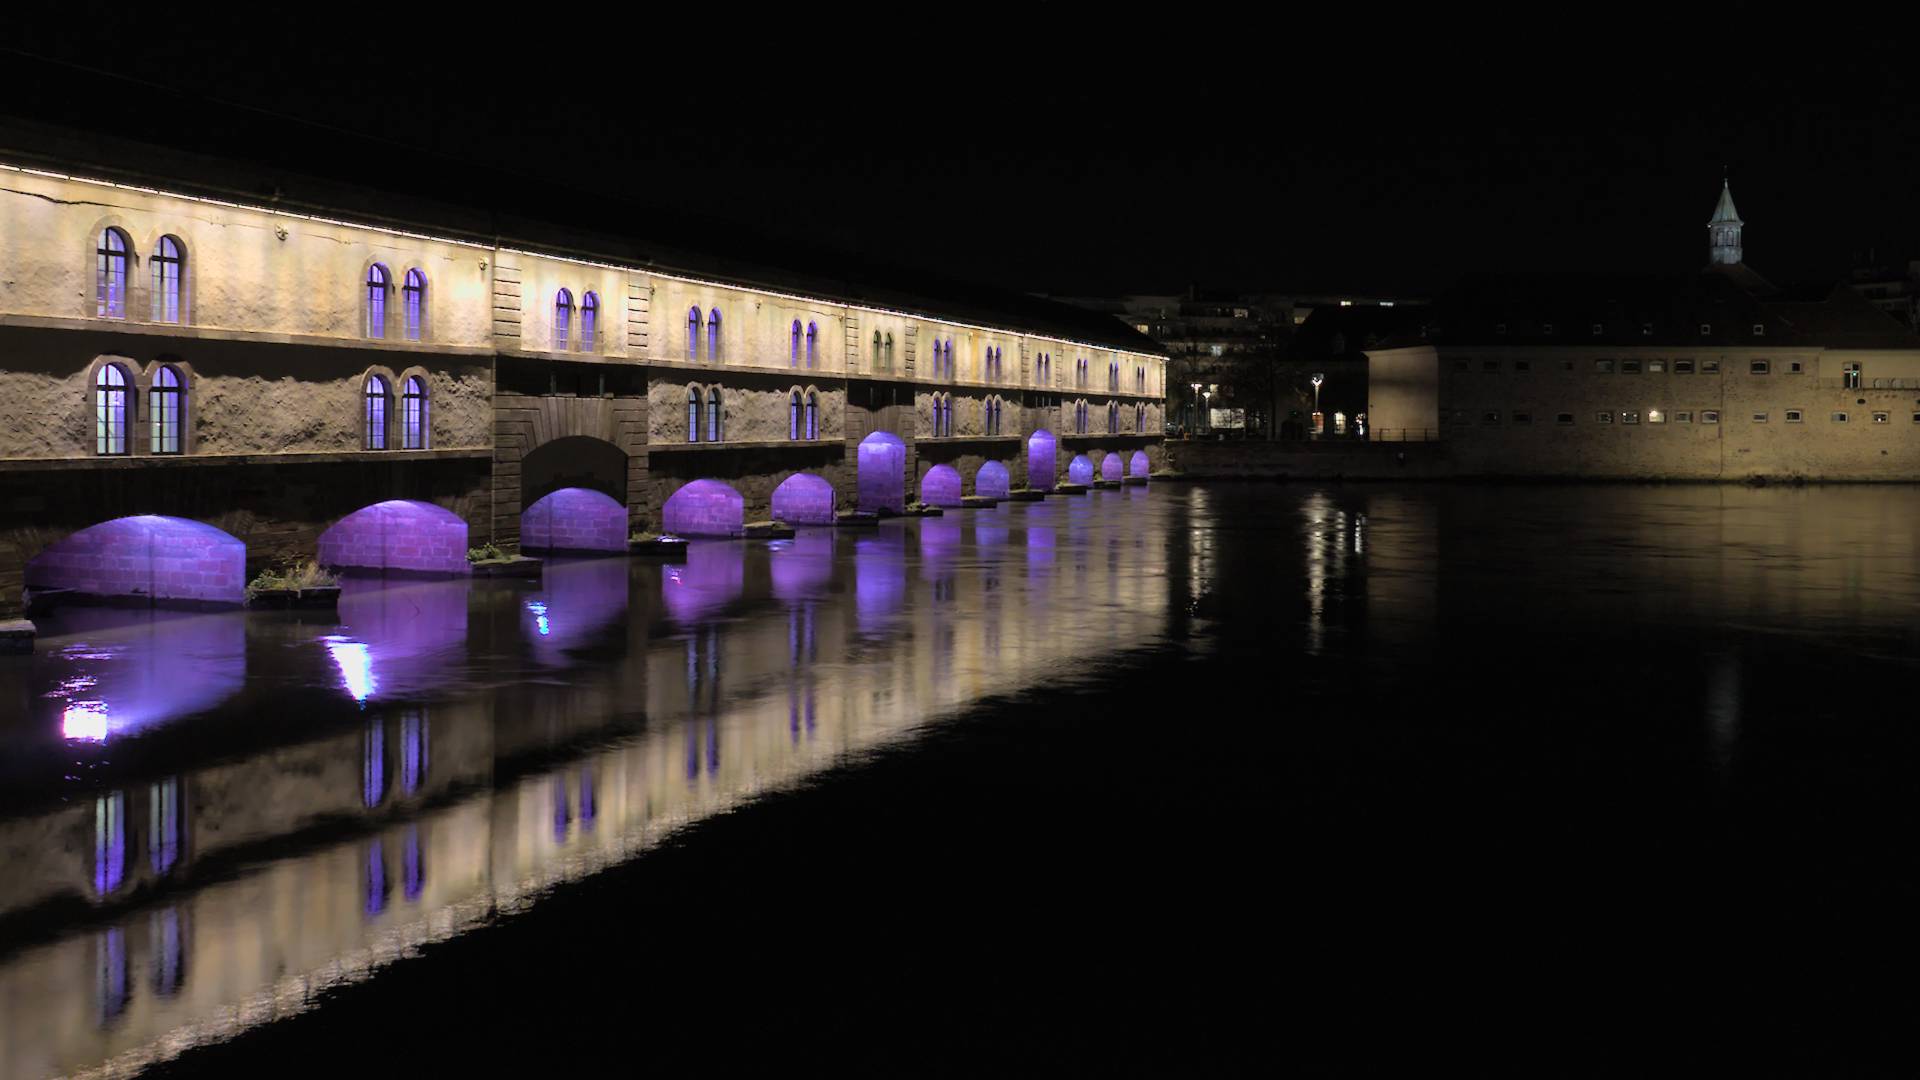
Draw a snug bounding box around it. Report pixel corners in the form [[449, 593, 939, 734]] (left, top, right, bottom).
[[2, 483, 1918, 1075]]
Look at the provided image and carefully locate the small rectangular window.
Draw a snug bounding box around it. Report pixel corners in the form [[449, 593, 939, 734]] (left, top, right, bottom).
[[1648, 409, 1666, 424], [1832, 412, 1849, 423], [1675, 411, 1693, 423], [1648, 359, 1667, 373], [1594, 359, 1615, 373], [1752, 412, 1768, 422], [1596, 411, 1613, 424], [1621, 359, 1642, 374], [1556, 413, 1575, 425], [1512, 411, 1532, 424], [1700, 324, 1713, 335], [1873, 411, 1890, 424], [1495, 323, 1508, 335], [1788, 361, 1803, 373], [1454, 358, 1470, 372], [1592, 323, 1604, 335], [1674, 359, 1694, 373], [1785, 409, 1803, 422], [1702, 410, 1720, 424], [1514, 359, 1532, 372], [1482, 411, 1502, 425], [1641, 322, 1653, 336], [1701, 360, 1721, 373], [1750, 360, 1770, 374], [1621, 411, 1641, 424], [1482, 359, 1500, 373], [1752, 324, 1766, 336]]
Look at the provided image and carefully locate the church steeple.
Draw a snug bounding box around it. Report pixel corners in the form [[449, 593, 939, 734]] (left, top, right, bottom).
[[1707, 175, 1744, 266]]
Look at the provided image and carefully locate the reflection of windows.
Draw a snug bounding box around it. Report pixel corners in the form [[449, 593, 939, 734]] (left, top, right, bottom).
[[150, 777, 184, 875], [93, 791, 127, 896], [365, 838, 389, 916], [403, 826, 425, 902], [150, 907, 187, 997], [400, 710, 429, 795], [363, 719, 388, 808]]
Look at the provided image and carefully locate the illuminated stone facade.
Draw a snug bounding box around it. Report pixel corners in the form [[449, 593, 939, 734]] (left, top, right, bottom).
[[0, 145, 1166, 618]]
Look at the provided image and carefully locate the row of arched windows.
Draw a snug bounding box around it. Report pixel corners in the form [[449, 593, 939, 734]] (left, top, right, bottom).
[[788, 389, 820, 440], [95, 228, 188, 324], [926, 338, 954, 380], [984, 395, 1006, 435], [1036, 353, 1052, 386], [362, 375, 431, 450], [789, 320, 819, 368], [365, 263, 432, 342], [930, 393, 953, 437], [686, 384, 724, 442], [554, 289, 600, 352], [1108, 361, 1121, 391], [91, 363, 185, 455], [983, 346, 1004, 382], [870, 330, 898, 370], [688, 307, 723, 360]]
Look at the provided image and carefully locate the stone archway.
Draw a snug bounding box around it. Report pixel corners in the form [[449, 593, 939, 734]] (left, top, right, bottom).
[[521, 487, 629, 554], [1027, 430, 1058, 491], [1100, 453, 1125, 482], [976, 460, 1010, 499], [1068, 455, 1095, 485], [25, 515, 246, 607], [661, 480, 746, 538], [857, 431, 907, 513], [921, 464, 963, 507], [771, 473, 837, 526], [319, 500, 469, 576]]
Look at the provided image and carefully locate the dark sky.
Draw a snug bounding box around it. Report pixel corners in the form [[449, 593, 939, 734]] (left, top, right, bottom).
[[5, 14, 1916, 299]]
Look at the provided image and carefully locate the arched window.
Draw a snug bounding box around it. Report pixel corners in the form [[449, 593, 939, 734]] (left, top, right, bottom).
[[806, 322, 817, 368], [402, 375, 428, 450], [708, 308, 722, 360], [364, 375, 391, 450], [789, 390, 801, 440], [96, 228, 130, 318], [885, 333, 895, 369], [150, 365, 184, 454], [402, 269, 426, 341], [94, 363, 129, 455], [687, 306, 702, 359], [554, 289, 573, 351], [791, 320, 803, 366], [805, 391, 818, 440], [1108, 402, 1118, 433], [687, 386, 700, 442], [1136, 403, 1145, 430], [706, 386, 722, 441], [872, 330, 883, 369], [151, 236, 185, 323], [366, 264, 390, 338], [580, 291, 598, 351]]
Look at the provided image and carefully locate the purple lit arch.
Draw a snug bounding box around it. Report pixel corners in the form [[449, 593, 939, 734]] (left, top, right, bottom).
[[771, 473, 836, 526], [975, 460, 1010, 500], [1026, 430, 1058, 491], [521, 487, 628, 554], [1130, 450, 1151, 478], [318, 500, 470, 576], [26, 515, 246, 606], [1101, 453, 1124, 482], [857, 431, 907, 513], [662, 480, 746, 538], [920, 464, 963, 507], [1068, 455, 1095, 486]]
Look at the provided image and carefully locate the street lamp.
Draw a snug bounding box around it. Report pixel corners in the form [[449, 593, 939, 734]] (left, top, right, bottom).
[[1189, 382, 1202, 438], [1201, 388, 1212, 437], [1310, 373, 1325, 438]]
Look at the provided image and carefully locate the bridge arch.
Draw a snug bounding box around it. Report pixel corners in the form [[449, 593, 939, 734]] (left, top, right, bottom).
[[521, 435, 629, 509], [661, 480, 746, 538], [25, 515, 246, 607], [1027, 429, 1058, 491], [975, 460, 1010, 500], [1130, 450, 1151, 478], [771, 472, 836, 526], [318, 500, 470, 576], [920, 464, 963, 507], [521, 487, 628, 554], [1101, 453, 1125, 482], [857, 431, 907, 513], [1068, 454, 1095, 486]]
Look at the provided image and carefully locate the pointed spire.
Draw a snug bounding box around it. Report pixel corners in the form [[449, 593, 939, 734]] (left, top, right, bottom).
[[1709, 176, 1743, 225], [1707, 174, 1745, 266]]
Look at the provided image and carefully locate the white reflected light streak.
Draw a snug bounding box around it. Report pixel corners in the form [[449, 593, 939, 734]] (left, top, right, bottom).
[[321, 636, 377, 703]]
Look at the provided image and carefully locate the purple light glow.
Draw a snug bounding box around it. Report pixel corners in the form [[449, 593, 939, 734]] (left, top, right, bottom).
[[661, 480, 746, 538], [854, 532, 906, 631], [857, 431, 907, 513], [318, 500, 470, 576], [1101, 453, 1124, 482], [1130, 450, 1151, 478], [771, 473, 836, 526], [920, 464, 963, 507], [1027, 430, 1058, 491], [330, 577, 471, 701], [525, 557, 630, 662], [521, 487, 628, 554], [26, 515, 246, 606], [1069, 455, 1095, 486], [919, 518, 960, 580], [771, 530, 835, 603], [39, 609, 247, 741], [663, 541, 746, 624], [975, 461, 1010, 500]]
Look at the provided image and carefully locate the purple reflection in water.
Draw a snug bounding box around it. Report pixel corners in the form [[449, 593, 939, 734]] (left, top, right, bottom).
[[1027, 522, 1057, 575], [1069, 455, 1095, 486], [26, 515, 246, 606], [855, 531, 907, 631], [663, 542, 746, 625], [521, 487, 628, 554], [95, 926, 129, 1027], [1027, 430, 1057, 491], [857, 431, 907, 513], [525, 557, 630, 663], [770, 530, 834, 604], [920, 518, 960, 583], [149, 777, 183, 876], [318, 500, 470, 576], [661, 480, 745, 538], [403, 826, 425, 902], [150, 907, 186, 997], [579, 768, 597, 833], [1101, 453, 1125, 482], [93, 791, 126, 896], [38, 609, 246, 742], [771, 473, 837, 525], [975, 460, 1010, 500], [364, 838, 388, 916], [330, 578, 470, 702], [553, 776, 572, 841], [400, 710, 429, 795], [363, 719, 387, 808], [920, 464, 963, 507], [1130, 450, 1151, 478]]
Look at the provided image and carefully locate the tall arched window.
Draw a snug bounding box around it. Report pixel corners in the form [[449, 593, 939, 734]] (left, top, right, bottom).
[[791, 320, 803, 366], [402, 376, 428, 450], [402, 268, 426, 341], [150, 365, 183, 454], [789, 390, 801, 440], [885, 333, 895, 369], [1136, 403, 1145, 431], [688, 306, 702, 359], [687, 386, 700, 442], [806, 322, 818, 368], [872, 330, 883, 369], [363, 375, 391, 450], [151, 236, 185, 323], [805, 391, 818, 440], [1108, 402, 1118, 433], [554, 289, 573, 351], [580, 292, 598, 351], [366, 264, 390, 338], [94, 364, 129, 455], [708, 308, 722, 360], [706, 387, 722, 441], [96, 228, 130, 318]]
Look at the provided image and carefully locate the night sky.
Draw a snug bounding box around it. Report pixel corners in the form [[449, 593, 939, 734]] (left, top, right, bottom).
[[4, 17, 1915, 299]]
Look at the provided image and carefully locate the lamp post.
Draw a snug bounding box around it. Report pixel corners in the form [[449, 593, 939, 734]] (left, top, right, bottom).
[[1310, 373, 1325, 438], [1189, 382, 1202, 438], [1201, 388, 1212, 437]]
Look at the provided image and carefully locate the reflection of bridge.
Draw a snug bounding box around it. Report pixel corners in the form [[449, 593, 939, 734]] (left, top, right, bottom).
[[0, 496, 1169, 1078]]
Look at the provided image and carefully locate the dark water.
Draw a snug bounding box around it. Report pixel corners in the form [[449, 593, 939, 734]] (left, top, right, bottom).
[[3, 483, 1919, 1075]]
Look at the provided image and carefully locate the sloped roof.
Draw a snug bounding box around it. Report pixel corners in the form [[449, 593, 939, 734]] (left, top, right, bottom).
[[1709, 180, 1743, 225]]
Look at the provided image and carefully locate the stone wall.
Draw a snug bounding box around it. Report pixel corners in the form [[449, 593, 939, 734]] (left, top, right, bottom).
[[1163, 439, 1451, 480]]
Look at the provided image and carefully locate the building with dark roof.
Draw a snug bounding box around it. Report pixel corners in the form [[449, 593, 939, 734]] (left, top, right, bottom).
[[1367, 180, 1920, 478]]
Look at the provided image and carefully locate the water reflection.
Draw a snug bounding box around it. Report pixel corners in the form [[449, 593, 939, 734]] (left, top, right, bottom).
[[330, 578, 470, 702], [525, 558, 629, 664], [664, 543, 746, 625], [33, 609, 246, 742], [770, 531, 835, 605]]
